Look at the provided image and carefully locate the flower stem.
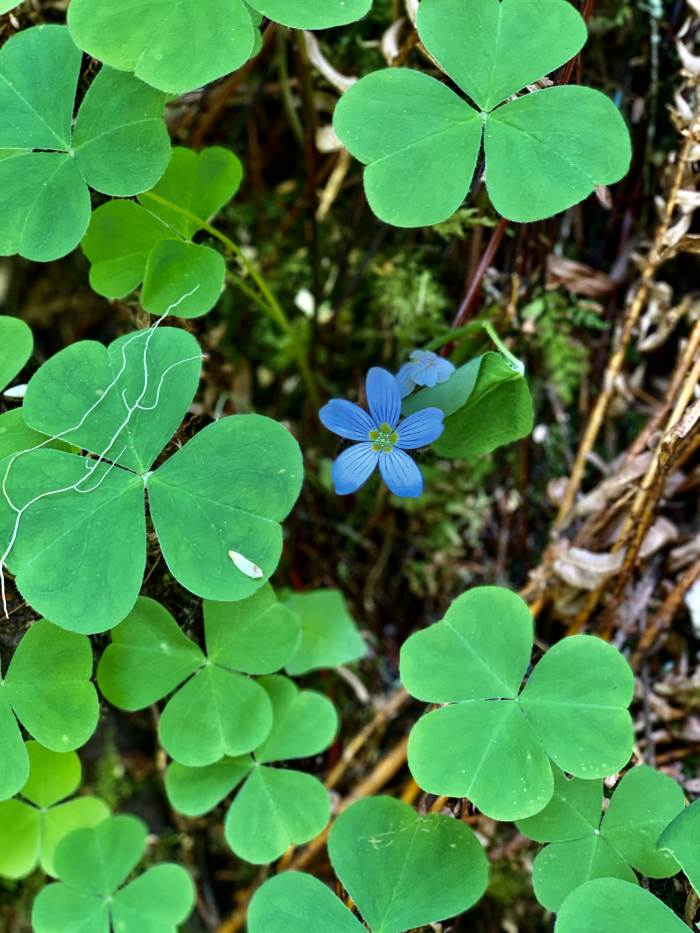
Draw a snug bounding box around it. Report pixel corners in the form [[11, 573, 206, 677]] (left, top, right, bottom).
[[139, 191, 320, 407]]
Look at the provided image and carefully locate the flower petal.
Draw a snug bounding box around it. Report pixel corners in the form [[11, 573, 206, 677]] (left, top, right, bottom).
[[319, 399, 374, 441], [366, 367, 401, 428], [396, 363, 416, 399], [332, 443, 379, 495], [379, 449, 424, 498], [396, 407, 444, 450]]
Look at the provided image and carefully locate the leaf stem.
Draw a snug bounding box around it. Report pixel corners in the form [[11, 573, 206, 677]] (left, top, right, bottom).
[[140, 191, 320, 407]]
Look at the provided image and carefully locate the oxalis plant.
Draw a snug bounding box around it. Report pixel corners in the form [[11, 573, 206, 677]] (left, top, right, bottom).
[[0, 315, 303, 632], [334, 0, 632, 225], [0, 1, 697, 931]]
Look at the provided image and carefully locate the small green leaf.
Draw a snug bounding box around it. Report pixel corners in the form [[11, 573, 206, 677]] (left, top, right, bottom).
[[254, 675, 338, 764], [0, 799, 41, 879], [165, 757, 253, 816], [485, 86, 632, 222], [148, 415, 304, 601], [0, 622, 99, 800], [400, 586, 532, 702], [333, 69, 482, 228], [67, 0, 258, 95], [225, 766, 330, 864], [248, 872, 365, 933], [140, 146, 244, 238], [140, 240, 226, 318], [658, 799, 700, 895], [555, 879, 687, 933], [416, 0, 587, 111], [0, 315, 32, 392], [284, 589, 365, 676], [532, 836, 636, 912], [71, 67, 170, 197], [97, 597, 204, 710], [111, 863, 196, 932], [21, 741, 81, 808], [328, 796, 489, 933], [159, 664, 273, 766], [204, 586, 300, 675], [603, 766, 685, 877], [519, 635, 635, 777], [81, 201, 172, 298], [516, 766, 602, 843]]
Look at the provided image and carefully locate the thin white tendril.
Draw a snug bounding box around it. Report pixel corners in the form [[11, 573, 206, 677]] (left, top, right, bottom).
[[0, 287, 201, 618]]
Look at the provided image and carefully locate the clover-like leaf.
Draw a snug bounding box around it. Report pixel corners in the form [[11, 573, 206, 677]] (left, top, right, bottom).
[[165, 675, 337, 863], [248, 872, 365, 932], [0, 741, 109, 879], [31, 814, 195, 933], [0, 25, 170, 261], [98, 591, 300, 765], [284, 589, 365, 676], [401, 586, 634, 820], [68, 0, 372, 95], [404, 352, 533, 459], [0, 326, 303, 632], [0, 622, 98, 800], [82, 147, 242, 318], [333, 0, 631, 226], [555, 879, 687, 933], [328, 796, 489, 933], [148, 414, 303, 603], [0, 315, 32, 392], [515, 765, 685, 910], [658, 799, 700, 895]]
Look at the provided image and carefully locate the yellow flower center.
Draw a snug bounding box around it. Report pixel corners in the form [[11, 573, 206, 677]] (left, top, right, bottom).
[[369, 422, 398, 453]]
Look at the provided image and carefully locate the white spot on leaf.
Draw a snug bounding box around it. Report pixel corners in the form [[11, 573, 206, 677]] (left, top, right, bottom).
[[228, 550, 264, 579]]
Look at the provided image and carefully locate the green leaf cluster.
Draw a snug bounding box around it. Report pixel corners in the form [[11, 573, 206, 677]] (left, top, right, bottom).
[[333, 0, 631, 226], [0, 621, 98, 800], [0, 741, 109, 879], [98, 590, 299, 766], [516, 764, 686, 910], [32, 814, 195, 932], [67, 0, 373, 96], [404, 351, 533, 460], [82, 146, 243, 319], [248, 796, 489, 932], [0, 327, 303, 632], [0, 25, 170, 261], [401, 586, 634, 819], [165, 674, 338, 863]]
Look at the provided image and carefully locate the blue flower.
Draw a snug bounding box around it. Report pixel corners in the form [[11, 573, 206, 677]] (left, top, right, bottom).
[[320, 367, 444, 498], [397, 350, 455, 398]]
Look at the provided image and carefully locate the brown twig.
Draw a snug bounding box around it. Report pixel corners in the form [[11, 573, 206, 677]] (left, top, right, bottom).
[[554, 105, 700, 529]]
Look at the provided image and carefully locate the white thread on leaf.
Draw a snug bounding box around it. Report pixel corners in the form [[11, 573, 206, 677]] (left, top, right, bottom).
[[0, 288, 201, 618]]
